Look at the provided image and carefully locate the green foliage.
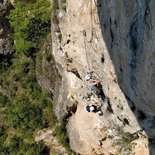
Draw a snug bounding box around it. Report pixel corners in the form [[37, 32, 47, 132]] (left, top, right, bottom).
[[117, 128, 138, 154], [0, 125, 7, 145], [0, 136, 50, 155], [0, 93, 8, 107], [121, 132, 137, 146], [0, 6, 2, 17], [61, 0, 67, 11], [0, 0, 72, 154], [54, 115, 75, 154], [8, 103, 43, 131], [7, 0, 51, 54], [0, 53, 13, 72], [51, 0, 59, 11], [45, 53, 52, 62], [0, 0, 57, 154], [51, 0, 59, 24]]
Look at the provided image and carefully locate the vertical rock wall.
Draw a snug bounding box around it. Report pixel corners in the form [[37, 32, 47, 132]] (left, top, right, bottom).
[[98, 0, 155, 141], [98, 0, 154, 113], [51, 0, 155, 154]]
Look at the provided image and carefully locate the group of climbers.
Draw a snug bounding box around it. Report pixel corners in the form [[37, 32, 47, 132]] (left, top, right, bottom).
[[65, 63, 106, 116], [85, 72, 106, 101], [84, 72, 106, 115], [86, 104, 103, 116]]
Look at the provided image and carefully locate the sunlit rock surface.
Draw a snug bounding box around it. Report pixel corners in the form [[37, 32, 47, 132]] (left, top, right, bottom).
[[51, 0, 155, 154]]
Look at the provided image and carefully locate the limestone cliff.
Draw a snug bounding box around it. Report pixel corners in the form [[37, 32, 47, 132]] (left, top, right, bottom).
[[51, 0, 155, 155]]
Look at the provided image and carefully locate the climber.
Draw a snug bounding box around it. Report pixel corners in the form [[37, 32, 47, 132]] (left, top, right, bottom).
[[86, 105, 91, 112], [86, 105, 98, 113], [86, 79, 106, 101], [97, 110, 103, 116], [84, 71, 93, 81], [91, 82, 105, 99]]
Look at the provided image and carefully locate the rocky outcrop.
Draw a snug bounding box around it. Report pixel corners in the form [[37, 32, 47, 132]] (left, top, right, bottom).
[[0, 0, 13, 55], [51, 0, 155, 154], [35, 129, 68, 155]]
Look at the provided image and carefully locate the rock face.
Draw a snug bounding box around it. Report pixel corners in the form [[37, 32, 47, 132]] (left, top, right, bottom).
[[0, 0, 12, 55], [35, 129, 68, 155], [51, 0, 155, 154], [97, 0, 155, 139]]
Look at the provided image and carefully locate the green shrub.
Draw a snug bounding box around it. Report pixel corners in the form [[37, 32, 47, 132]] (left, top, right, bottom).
[[51, 0, 59, 11], [121, 132, 137, 146], [61, 0, 67, 11], [7, 0, 51, 54], [45, 53, 52, 62], [8, 103, 43, 131], [54, 115, 74, 154], [0, 93, 8, 107], [0, 125, 7, 145], [3, 136, 50, 155]]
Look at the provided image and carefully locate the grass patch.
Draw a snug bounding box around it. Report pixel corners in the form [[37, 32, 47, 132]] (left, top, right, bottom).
[[61, 0, 67, 11], [117, 127, 138, 154], [54, 115, 75, 155]]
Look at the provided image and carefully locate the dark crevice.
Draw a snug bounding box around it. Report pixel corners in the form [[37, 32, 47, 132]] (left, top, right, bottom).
[[63, 39, 71, 47], [74, 71, 81, 79], [123, 118, 130, 126], [0, 53, 14, 72], [91, 83, 106, 101], [114, 20, 117, 28], [110, 27, 114, 43], [103, 24, 106, 29], [117, 116, 130, 126], [106, 97, 113, 113], [137, 110, 147, 120], [124, 93, 136, 111], [101, 53, 105, 63], [66, 104, 77, 118], [119, 67, 123, 73], [110, 28, 114, 42], [66, 39, 70, 44], [145, 7, 150, 16], [110, 18, 114, 44]]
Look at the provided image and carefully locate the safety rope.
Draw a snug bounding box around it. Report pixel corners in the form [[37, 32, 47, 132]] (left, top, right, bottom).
[[81, 0, 102, 72], [82, 0, 101, 42], [82, 28, 98, 43], [85, 0, 94, 43], [83, 33, 91, 72]]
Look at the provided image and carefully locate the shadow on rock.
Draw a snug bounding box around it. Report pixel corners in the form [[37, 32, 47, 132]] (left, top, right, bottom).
[[97, 0, 155, 154]]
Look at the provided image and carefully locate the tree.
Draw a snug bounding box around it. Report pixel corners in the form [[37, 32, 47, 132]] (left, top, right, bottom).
[[8, 102, 43, 131], [7, 0, 51, 55]]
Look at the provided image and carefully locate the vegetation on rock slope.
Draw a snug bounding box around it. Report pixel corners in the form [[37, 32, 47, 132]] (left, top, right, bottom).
[[0, 0, 73, 154], [0, 0, 55, 154]]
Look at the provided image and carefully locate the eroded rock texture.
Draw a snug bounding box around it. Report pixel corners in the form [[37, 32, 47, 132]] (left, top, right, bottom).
[[98, 0, 155, 140], [51, 0, 155, 154]]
